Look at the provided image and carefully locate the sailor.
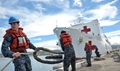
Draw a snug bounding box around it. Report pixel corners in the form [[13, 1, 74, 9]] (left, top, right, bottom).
[[1, 17, 36, 71], [93, 45, 101, 57], [84, 41, 92, 67], [59, 30, 76, 71]]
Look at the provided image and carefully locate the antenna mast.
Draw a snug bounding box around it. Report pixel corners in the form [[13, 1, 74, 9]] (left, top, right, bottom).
[[56, 20, 57, 27], [77, 14, 81, 23], [76, 14, 83, 24]]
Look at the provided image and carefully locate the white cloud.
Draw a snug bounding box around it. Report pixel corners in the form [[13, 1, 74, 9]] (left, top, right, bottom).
[[22, 11, 77, 38], [33, 38, 42, 41], [25, 0, 51, 2], [0, 11, 78, 39], [108, 36, 120, 45], [0, 0, 79, 39], [28, 0, 70, 9], [107, 0, 118, 5], [73, 0, 82, 7], [0, 27, 8, 48], [92, 0, 104, 2], [1, 0, 19, 6], [33, 4, 46, 16], [105, 30, 120, 37], [104, 30, 120, 45], [99, 20, 120, 26], [83, 0, 118, 21], [51, 0, 70, 9], [0, 0, 79, 43], [0, 7, 7, 19]]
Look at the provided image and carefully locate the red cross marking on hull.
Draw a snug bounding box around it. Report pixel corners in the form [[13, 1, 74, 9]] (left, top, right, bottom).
[[81, 26, 91, 33]]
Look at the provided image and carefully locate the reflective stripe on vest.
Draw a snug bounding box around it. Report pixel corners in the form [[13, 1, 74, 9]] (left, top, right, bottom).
[[10, 33, 29, 52]]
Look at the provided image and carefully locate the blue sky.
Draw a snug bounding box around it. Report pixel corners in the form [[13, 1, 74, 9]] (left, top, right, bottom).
[[0, 0, 120, 52]]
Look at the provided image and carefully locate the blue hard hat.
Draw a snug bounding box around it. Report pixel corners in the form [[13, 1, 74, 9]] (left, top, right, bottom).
[[9, 17, 19, 24], [61, 30, 66, 34]]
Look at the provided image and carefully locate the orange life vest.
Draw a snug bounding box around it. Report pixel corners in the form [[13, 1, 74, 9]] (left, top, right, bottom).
[[3, 28, 29, 52], [84, 44, 92, 54], [60, 33, 72, 47]]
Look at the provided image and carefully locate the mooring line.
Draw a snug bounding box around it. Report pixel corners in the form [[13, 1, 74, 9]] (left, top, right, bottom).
[[33, 47, 64, 64]]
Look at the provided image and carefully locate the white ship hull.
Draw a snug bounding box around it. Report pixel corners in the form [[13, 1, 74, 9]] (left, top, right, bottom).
[[53, 19, 112, 58]]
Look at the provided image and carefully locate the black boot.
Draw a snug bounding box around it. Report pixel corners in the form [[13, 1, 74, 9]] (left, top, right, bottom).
[[86, 64, 92, 67]]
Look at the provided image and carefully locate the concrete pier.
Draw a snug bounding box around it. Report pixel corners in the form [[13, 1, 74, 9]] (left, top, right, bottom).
[[53, 52, 120, 71]]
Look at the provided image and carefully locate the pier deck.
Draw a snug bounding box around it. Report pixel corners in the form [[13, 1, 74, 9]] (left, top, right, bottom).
[[53, 52, 120, 71]]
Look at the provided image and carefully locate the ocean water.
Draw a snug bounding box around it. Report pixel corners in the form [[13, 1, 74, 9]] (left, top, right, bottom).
[[0, 56, 60, 71]]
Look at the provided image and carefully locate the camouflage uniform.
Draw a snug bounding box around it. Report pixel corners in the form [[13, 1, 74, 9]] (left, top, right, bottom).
[[85, 45, 92, 66], [13, 53, 32, 71], [1, 34, 36, 71], [64, 44, 76, 71], [86, 52, 91, 66]]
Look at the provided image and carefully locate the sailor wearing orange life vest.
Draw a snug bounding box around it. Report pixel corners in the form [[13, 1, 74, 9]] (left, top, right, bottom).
[[60, 30, 76, 71], [84, 41, 92, 67], [1, 17, 36, 71]]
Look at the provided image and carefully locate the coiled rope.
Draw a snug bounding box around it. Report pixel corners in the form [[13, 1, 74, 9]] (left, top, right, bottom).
[[33, 47, 64, 64]]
